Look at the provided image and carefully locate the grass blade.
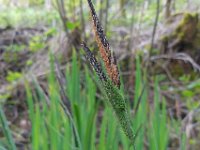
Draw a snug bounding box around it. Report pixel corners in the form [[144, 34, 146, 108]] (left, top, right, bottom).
[[0, 105, 17, 150]]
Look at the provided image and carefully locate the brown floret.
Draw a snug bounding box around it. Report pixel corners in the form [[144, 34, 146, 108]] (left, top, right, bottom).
[[87, 0, 120, 88]]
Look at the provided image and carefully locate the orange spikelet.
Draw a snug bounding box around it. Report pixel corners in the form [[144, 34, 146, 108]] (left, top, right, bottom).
[[87, 0, 120, 88]]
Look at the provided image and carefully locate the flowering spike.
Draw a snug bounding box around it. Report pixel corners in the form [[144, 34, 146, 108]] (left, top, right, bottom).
[[83, 0, 135, 144], [81, 42, 107, 82], [87, 0, 120, 88]]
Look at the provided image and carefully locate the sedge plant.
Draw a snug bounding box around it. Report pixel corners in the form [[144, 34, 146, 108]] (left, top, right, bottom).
[[82, 0, 135, 144]]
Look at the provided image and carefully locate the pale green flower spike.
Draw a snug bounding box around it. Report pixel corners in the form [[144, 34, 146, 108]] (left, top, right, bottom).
[[103, 80, 134, 142]]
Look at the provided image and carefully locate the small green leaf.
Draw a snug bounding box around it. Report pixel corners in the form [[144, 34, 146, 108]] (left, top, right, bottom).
[[66, 21, 79, 30], [45, 28, 57, 37], [26, 60, 33, 66], [6, 71, 22, 82], [182, 90, 194, 98]]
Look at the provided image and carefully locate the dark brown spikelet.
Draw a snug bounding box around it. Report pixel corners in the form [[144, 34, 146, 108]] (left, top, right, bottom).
[[81, 42, 107, 82], [87, 0, 120, 88]]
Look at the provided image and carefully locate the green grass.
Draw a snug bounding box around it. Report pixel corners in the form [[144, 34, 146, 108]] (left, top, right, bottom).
[[0, 52, 186, 149], [0, 105, 16, 150]]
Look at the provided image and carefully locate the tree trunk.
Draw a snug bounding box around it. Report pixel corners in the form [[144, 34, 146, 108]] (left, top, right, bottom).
[[165, 0, 172, 19], [99, 0, 103, 22], [120, 0, 126, 17]]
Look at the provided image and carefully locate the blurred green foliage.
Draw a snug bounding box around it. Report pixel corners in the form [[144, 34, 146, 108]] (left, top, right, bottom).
[[6, 71, 22, 82]]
